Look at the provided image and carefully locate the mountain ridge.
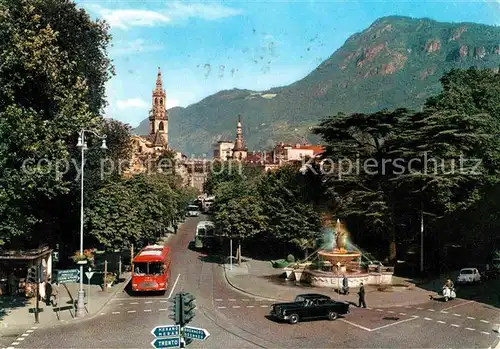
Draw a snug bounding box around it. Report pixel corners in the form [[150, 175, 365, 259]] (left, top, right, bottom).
[[134, 15, 500, 156]]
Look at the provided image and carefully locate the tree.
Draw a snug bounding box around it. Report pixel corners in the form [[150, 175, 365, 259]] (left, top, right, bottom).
[[313, 109, 411, 262], [258, 164, 321, 256], [0, 0, 113, 246], [215, 195, 268, 264]]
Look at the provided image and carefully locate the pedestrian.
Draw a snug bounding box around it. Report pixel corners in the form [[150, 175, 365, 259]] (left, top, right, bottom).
[[45, 279, 53, 306], [342, 275, 349, 295], [358, 282, 366, 308]]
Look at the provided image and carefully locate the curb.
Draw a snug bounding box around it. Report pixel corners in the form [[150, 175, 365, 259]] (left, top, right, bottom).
[[223, 264, 431, 308]]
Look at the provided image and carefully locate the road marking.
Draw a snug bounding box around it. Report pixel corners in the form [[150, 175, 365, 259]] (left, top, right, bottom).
[[453, 314, 461, 317], [437, 320, 446, 324], [127, 310, 136, 313], [101, 312, 106, 315], [31, 327, 37, 330], [26, 330, 34, 333], [112, 311, 120, 314], [399, 313, 406, 315], [440, 311, 449, 314], [465, 327, 475, 331], [215, 299, 223, 301], [232, 306, 240, 308], [242, 299, 249, 301], [424, 317, 432, 321], [442, 300, 474, 311], [481, 320, 490, 323], [160, 300, 168, 303], [145, 301, 153, 304], [130, 302, 138, 305], [467, 316, 476, 320], [376, 309, 383, 312], [340, 319, 372, 332], [118, 303, 123, 306], [247, 305, 254, 308], [218, 306, 226, 309], [371, 316, 418, 331], [417, 307, 424, 310], [260, 305, 269, 308], [388, 311, 395, 313], [159, 308, 168, 311], [481, 331, 490, 335], [451, 324, 460, 327], [144, 309, 152, 312], [11, 343, 19, 346], [15, 338, 24, 341], [168, 273, 181, 299], [404, 306, 412, 309], [229, 299, 236, 301], [21, 334, 28, 337], [428, 309, 435, 312]]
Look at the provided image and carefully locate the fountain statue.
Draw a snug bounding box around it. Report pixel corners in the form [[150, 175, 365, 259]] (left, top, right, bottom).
[[318, 214, 361, 273]]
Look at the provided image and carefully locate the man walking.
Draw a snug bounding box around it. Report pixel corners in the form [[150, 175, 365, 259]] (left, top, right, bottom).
[[358, 282, 366, 308]]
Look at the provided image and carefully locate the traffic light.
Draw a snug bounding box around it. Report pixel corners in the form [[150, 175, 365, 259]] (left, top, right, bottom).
[[169, 293, 182, 324], [181, 292, 196, 326], [27, 267, 36, 283]]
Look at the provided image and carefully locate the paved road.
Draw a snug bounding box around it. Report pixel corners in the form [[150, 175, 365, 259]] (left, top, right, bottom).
[[4, 215, 500, 348]]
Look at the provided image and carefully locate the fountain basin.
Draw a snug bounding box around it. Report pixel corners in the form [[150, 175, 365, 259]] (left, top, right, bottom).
[[318, 249, 361, 266]]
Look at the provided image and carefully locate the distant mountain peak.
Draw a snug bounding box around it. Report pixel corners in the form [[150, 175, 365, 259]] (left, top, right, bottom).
[[134, 16, 500, 156]]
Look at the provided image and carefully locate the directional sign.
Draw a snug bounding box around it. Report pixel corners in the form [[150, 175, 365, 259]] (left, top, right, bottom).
[[55, 269, 80, 284], [183, 326, 210, 341], [150, 337, 180, 349], [151, 325, 180, 338], [85, 271, 95, 280]]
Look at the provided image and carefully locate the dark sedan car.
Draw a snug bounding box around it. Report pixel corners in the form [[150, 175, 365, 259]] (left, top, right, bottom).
[[270, 293, 350, 324]]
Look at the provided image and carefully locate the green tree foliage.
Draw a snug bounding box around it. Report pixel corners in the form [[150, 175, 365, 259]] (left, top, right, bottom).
[[0, 0, 112, 246], [258, 164, 321, 248]]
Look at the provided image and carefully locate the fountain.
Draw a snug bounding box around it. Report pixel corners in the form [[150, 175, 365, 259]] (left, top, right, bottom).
[[317, 217, 361, 274]]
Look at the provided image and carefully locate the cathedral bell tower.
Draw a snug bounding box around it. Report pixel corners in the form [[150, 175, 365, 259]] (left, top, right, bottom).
[[149, 67, 168, 146]]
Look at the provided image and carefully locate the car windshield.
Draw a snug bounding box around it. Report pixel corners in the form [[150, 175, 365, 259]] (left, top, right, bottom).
[[188, 205, 198, 211], [294, 296, 306, 303], [461, 269, 473, 274], [134, 262, 164, 276]]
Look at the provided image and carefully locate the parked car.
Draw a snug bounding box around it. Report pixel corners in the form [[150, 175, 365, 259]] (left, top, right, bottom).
[[269, 293, 350, 324], [456, 268, 481, 284]]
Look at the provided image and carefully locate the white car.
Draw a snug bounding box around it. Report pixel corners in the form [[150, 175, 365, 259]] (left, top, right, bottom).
[[186, 205, 200, 217], [456, 268, 481, 284]]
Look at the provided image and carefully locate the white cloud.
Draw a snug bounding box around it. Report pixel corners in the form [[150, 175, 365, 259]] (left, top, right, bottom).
[[86, 2, 242, 30], [110, 39, 164, 56], [116, 98, 149, 110], [166, 99, 179, 109]]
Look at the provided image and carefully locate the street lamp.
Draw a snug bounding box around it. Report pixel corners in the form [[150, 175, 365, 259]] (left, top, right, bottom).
[[75, 129, 107, 318]]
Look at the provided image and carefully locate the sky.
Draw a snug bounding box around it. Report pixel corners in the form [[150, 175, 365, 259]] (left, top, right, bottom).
[[76, 0, 500, 128]]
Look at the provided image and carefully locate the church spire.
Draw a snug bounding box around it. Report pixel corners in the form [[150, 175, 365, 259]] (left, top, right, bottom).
[[155, 67, 163, 92], [233, 114, 246, 151]]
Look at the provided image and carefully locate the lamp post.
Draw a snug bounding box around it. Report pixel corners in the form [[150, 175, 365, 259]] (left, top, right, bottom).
[[75, 129, 107, 318]]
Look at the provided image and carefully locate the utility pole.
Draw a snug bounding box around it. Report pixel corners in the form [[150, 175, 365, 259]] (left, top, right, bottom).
[[420, 200, 424, 273]]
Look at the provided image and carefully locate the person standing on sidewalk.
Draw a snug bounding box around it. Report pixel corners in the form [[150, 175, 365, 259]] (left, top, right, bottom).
[[358, 282, 366, 308]]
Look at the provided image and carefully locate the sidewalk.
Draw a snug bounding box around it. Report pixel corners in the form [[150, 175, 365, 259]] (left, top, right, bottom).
[[223, 258, 434, 308], [0, 272, 131, 336]]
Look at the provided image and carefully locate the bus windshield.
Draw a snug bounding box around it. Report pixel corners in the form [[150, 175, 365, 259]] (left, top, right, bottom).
[[134, 262, 165, 276], [188, 205, 199, 211]]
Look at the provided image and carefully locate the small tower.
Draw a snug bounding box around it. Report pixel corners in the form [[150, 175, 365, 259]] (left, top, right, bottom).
[[149, 67, 168, 147], [232, 115, 247, 161]]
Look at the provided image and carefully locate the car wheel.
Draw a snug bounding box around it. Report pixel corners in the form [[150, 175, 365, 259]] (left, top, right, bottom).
[[328, 311, 338, 321], [288, 314, 299, 324]]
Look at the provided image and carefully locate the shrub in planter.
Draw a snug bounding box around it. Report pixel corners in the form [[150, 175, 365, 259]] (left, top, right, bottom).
[[286, 254, 295, 263], [271, 259, 289, 268]]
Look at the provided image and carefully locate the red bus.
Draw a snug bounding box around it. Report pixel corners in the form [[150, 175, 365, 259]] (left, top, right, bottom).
[[131, 244, 171, 293]]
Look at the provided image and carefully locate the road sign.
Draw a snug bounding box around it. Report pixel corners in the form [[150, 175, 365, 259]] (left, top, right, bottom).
[[151, 325, 180, 337], [151, 337, 180, 348], [55, 269, 80, 284], [85, 271, 95, 280], [183, 326, 210, 341]]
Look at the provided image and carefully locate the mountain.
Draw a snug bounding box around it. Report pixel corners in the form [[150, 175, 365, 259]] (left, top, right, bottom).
[[134, 16, 500, 156]]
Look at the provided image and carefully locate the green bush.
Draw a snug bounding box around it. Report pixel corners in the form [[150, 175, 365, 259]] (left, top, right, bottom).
[[271, 259, 289, 268], [286, 254, 295, 263]]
